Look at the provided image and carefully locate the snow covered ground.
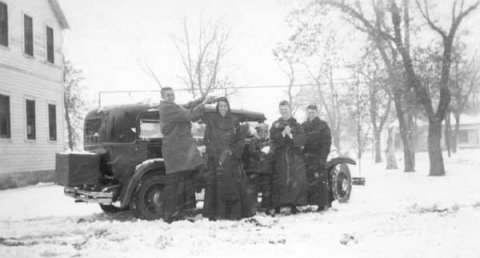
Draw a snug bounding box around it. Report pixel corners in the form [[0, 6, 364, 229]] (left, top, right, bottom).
[[1, 150, 480, 258]]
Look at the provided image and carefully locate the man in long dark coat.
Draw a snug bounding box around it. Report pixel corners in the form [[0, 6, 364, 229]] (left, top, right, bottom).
[[159, 87, 215, 221], [302, 104, 332, 211], [269, 100, 307, 214]]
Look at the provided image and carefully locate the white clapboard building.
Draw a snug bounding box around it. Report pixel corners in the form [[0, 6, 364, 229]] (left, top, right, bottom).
[[0, 0, 68, 188]]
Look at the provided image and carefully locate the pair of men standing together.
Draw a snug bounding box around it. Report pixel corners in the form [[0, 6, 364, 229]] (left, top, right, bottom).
[[158, 87, 332, 222], [266, 100, 332, 214]]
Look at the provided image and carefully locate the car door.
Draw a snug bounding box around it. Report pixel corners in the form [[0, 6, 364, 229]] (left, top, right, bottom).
[[136, 110, 163, 159]]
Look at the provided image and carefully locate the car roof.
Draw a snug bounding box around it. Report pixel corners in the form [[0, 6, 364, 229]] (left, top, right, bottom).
[[85, 104, 266, 123]]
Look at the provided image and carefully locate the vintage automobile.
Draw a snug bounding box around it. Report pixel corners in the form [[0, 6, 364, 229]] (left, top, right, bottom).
[[55, 104, 357, 220]]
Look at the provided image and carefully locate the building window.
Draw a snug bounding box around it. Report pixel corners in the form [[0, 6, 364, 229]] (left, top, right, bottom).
[[0, 2, 8, 47], [458, 130, 469, 144], [46, 26, 54, 63], [48, 104, 56, 141], [0, 94, 10, 138], [26, 99, 35, 139], [24, 15, 33, 56]]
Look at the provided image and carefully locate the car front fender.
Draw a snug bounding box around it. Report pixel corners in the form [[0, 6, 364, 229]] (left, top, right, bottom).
[[326, 156, 356, 172], [119, 159, 165, 209]]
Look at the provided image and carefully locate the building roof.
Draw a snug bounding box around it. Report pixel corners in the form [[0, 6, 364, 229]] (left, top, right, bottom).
[[453, 114, 480, 125], [389, 114, 480, 129], [48, 0, 69, 30]]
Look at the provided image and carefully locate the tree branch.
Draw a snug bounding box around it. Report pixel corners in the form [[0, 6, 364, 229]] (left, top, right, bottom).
[[318, 0, 395, 41], [415, 0, 447, 39]]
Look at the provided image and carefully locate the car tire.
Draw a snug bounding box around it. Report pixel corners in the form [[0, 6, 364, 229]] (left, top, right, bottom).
[[99, 204, 127, 213], [130, 174, 166, 220], [331, 163, 352, 203]]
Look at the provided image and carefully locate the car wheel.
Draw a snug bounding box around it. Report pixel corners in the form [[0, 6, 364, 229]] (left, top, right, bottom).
[[331, 164, 352, 203], [130, 174, 166, 220]]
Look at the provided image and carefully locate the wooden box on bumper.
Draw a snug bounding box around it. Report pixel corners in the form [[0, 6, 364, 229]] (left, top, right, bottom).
[[55, 153, 101, 186]]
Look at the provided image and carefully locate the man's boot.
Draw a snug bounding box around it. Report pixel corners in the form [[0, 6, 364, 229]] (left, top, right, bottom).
[[290, 205, 298, 214]]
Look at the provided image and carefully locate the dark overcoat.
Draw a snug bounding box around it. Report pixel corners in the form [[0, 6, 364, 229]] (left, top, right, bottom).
[[302, 117, 332, 206], [269, 117, 308, 207], [159, 99, 205, 174], [202, 112, 255, 219]]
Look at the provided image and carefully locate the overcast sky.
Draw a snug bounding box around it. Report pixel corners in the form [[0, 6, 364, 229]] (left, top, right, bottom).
[[58, 0, 480, 122], [59, 0, 305, 122]]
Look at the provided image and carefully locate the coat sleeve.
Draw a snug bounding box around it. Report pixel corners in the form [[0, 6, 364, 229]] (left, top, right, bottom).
[[292, 122, 306, 148], [319, 123, 332, 160], [305, 123, 322, 147], [183, 97, 205, 109], [269, 122, 285, 153], [162, 102, 204, 123], [232, 119, 245, 159]]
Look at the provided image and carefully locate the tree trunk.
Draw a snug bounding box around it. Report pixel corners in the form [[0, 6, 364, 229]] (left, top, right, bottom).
[[452, 111, 460, 153], [374, 130, 382, 163], [393, 90, 415, 172], [386, 126, 398, 169], [444, 108, 452, 157], [64, 98, 74, 150], [428, 118, 445, 176]]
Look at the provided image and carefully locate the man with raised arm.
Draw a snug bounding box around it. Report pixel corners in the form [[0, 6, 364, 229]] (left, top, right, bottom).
[[159, 87, 215, 221]]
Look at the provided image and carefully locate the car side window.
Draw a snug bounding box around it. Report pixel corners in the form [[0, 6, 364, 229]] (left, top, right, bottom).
[[139, 119, 163, 139]]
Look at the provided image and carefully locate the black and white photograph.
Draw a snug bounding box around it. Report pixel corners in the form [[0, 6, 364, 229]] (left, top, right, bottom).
[[1, 0, 480, 257]]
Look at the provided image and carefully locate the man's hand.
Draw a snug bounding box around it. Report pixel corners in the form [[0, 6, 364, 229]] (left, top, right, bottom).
[[282, 125, 293, 138]]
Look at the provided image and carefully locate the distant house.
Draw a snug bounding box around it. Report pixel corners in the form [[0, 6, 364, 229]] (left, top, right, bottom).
[[393, 114, 480, 151], [455, 114, 480, 149], [0, 0, 69, 189]]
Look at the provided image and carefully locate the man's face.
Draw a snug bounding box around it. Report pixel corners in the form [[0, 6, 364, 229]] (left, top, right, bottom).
[[162, 89, 175, 102], [279, 105, 291, 119], [307, 108, 317, 121]]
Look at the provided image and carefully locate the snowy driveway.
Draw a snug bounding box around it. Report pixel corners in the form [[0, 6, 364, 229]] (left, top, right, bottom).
[[1, 151, 480, 258]]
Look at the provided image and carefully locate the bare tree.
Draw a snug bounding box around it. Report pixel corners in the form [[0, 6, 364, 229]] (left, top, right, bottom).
[[63, 58, 86, 150], [273, 43, 305, 115], [356, 47, 393, 163], [138, 56, 164, 89], [317, 0, 479, 176], [392, 0, 479, 176], [450, 46, 480, 152], [312, 0, 416, 171], [170, 17, 231, 98], [297, 30, 346, 152], [275, 12, 346, 151]]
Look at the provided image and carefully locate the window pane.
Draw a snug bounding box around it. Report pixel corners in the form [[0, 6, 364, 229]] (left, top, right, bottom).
[[48, 104, 56, 141], [0, 94, 10, 138], [24, 15, 33, 56], [139, 119, 162, 139], [26, 99, 35, 139], [46, 26, 54, 63], [0, 3, 8, 47]]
